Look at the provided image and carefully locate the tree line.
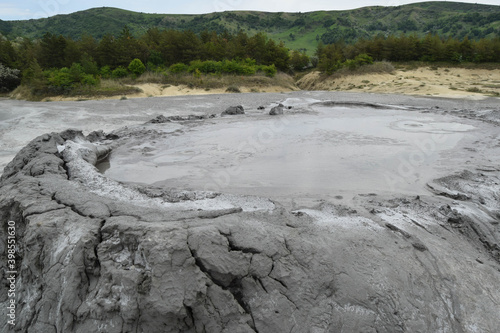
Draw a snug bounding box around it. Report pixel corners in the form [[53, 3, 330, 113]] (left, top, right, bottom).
[[316, 33, 500, 73], [0, 27, 290, 73]]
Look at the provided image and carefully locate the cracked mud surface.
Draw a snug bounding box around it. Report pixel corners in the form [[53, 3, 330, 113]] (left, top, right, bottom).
[[1, 92, 500, 332]]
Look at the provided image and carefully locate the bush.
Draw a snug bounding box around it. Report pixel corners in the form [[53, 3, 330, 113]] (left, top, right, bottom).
[[188, 60, 220, 74], [290, 50, 310, 71], [146, 62, 166, 73], [81, 74, 99, 86], [0, 64, 21, 92], [21, 61, 48, 94], [42, 64, 101, 93], [344, 53, 374, 70], [69, 63, 84, 83], [128, 58, 146, 76], [100, 66, 112, 78], [81, 54, 99, 75], [318, 53, 376, 74], [193, 68, 201, 78], [466, 87, 482, 93], [260, 64, 277, 77], [47, 68, 72, 88], [226, 85, 241, 93], [148, 50, 164, 66], [221, 59, 256, 75], [111, 66, 128, 78], [353, 53, 374, 66], [169, 63, 189, 73]]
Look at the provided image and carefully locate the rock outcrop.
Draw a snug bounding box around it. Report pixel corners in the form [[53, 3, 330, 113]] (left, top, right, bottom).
[[269, 104, 284, 115], [149, 114, 217, 123], [221, 105, 245, 116], [1, 128, 500, 333]]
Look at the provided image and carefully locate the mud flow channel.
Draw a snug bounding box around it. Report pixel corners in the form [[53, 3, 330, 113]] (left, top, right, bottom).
[[97, 99, 489, 201]]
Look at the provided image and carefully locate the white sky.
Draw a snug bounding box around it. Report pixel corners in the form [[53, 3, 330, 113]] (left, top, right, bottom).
[[1, 0, 499, 21]]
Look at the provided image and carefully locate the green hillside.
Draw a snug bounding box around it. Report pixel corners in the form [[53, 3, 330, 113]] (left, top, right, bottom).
[[1, 1, 499, 54]]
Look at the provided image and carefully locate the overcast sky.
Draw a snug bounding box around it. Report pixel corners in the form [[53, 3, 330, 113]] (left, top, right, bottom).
[[1, 0, 499, 21]]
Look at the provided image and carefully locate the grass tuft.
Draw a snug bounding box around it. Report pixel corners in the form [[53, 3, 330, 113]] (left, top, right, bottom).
[[225, 85, 241, 93], [466, 87, 482, 93]]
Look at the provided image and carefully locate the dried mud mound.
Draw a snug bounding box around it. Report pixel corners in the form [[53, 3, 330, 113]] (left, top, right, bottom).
[[1, 124, 500, 332]]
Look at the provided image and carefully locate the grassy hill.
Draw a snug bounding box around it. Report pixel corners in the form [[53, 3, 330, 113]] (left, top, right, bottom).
[[1, 2, 499, 54]]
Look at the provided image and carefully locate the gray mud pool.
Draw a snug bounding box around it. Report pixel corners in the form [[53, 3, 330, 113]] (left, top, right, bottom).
[[98, 99, 488, 200]]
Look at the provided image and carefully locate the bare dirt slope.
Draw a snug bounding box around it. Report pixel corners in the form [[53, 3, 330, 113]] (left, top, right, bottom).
[[297, 68, 500, 99]]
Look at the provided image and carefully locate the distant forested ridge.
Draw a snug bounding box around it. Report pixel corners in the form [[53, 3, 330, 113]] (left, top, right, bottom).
[[0, 1, 499, 53]]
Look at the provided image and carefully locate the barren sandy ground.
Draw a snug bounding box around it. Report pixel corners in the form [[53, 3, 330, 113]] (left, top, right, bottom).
[[128, 83, 298, 98], [297, 67, 500, 99], [30, 67, 500, 102], [39, 84, 299, 101], [40, 83, 299, 102]]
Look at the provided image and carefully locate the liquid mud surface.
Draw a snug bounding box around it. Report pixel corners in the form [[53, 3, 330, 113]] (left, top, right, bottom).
[[98, 97, 496, 202]]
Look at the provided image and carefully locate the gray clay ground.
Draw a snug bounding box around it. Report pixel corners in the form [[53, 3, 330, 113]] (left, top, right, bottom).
[[0, 91, 499, 332]]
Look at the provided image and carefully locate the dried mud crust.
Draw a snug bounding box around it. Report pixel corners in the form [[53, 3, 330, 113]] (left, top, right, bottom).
[[1, 94, 500, 332]]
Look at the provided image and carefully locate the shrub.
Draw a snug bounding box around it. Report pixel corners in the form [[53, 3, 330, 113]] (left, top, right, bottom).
[[199, 60, 222, 74], [466, 87, 482, 93], [353, 53, 374, 66], [47, 68, 72, 88], [226, 85, 241, 93], [220, 59, 255, 75], [128, 58, 146, 76], [111, 66, 128, 78], [240, 65, 256, 75], [290, 50, 310, 71], [21, 61, 48, 93], [260, 64, 277, 77], [169, 63, 189, 73], [319, 53, 376, 74], [220, 60, 238, 74], [100, 66, 112, 78], [146, 62, 166, 73], [343, 59, 357, 71], [148, 50, 164, 66], [81, 74, 99, 86], [188, 60, 221, 74], [69, 63, 84, 83], [344, 54, 374, 70], [0, 64, 21, 92], [81, 54, 99, 75]]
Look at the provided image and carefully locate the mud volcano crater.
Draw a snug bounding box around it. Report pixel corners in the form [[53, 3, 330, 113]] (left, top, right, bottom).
[[99, 100, 478, 199], [1, 93, 500, 333]]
